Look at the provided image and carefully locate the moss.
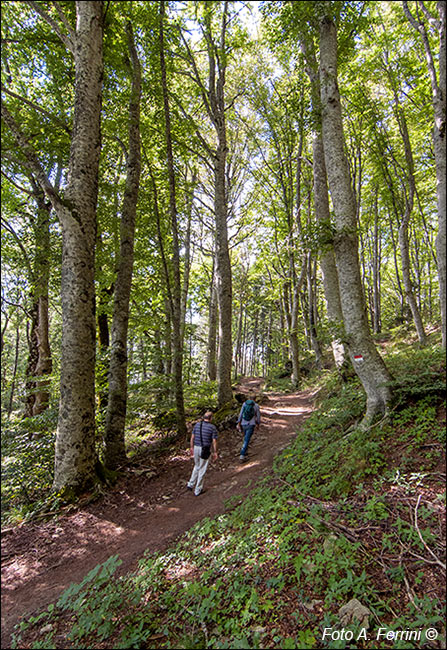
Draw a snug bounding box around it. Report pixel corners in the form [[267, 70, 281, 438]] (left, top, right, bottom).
[[54, 461, 119, 504], [95, 460, 120, 486]]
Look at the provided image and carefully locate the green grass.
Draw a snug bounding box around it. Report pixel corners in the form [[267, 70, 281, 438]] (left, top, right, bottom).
[[9, 342, 447, 649]]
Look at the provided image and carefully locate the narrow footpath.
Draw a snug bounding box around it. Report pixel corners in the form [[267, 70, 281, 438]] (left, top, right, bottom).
[[1, 379, 315, 647]]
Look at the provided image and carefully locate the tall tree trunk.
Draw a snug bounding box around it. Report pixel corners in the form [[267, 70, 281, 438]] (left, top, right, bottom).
[[104, 21, 142, 468], [158, 0, 187, 437], [372, 190, 381, 334], [301, 35, 349, 372], [242, 310, 248, 376], [7, 321, 20, 418], [233, 289, 243, 380], [306, 252, 323, 368], [214, 137, 233, 404], [251, 311, 259, 376], [313, 134, 349, 371], [289, 282, 301, 387], [96, 155, 121, 413], [177, 2, 233, 401], [97, 285, 112, 411], [207, 268, 218, 381], [163, 298, 172, 377], [266, 311, 273, 376], [202, 3, 233, 405], [392, 86, 427, 344], [398, 221, 427, 343], [180, 172, 196, 344], [319, 15, 392, 425], [24, 184, 52, 417], [150, 168, 172, 382], [403, 1, 446, 346], [278, 299, 289, 369], [1, 2, 105, 491], [53, 1, 104, 491]]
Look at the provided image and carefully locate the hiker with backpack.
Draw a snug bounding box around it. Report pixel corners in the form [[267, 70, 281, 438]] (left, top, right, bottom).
[[236, 396, 261, 462]]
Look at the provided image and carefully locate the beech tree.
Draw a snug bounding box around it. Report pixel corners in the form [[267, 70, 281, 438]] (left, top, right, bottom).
[[157, 0, 187, 437], [23, 179, 53, 417], [104, 20, 142, 469], [319, 9, 392, 424], [176, 1, 235, 406], [2, 1, 104, 492], [2, 0, 444, 477], [300, 34, 349, 374], [246, 65, 307, 386], [403, 0, 446, 347], [1, 173, 54, 417]]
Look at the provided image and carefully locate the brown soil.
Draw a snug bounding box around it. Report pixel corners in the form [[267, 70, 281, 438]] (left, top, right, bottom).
[[1, 378, 315, 648]]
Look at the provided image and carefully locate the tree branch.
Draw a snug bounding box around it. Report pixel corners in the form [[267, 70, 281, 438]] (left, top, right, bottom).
[[171, 94, 216, 160], [50, 0, 76, 41], [24, 0, 74, 54], [414, 494, 446, 572], [1, 170, 34, 196], [1, 103, 63, 214], [1, 84, 71, 133], [1, 217, 33, 278]]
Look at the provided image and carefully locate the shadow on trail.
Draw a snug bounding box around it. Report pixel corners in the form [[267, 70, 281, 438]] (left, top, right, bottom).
[[1, 380, 315, 647]]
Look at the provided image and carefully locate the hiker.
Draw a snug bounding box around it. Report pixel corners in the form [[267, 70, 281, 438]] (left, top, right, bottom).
[[236, 396, 261, 462], [187, 410, 218, 496]]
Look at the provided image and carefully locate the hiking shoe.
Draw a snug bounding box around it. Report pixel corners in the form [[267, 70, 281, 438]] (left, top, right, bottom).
[[186, 485, 193, 491], [239, 455, 246, 462], [194, 490, 205, 496]]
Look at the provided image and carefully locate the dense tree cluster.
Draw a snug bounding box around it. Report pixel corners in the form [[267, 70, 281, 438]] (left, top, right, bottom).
[[1, 1, 445, 493]]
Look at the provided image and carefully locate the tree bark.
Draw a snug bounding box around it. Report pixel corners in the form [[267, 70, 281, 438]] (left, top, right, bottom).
[[306, 252, 323, 368], [391, 82, 427, 344], [180, 172, 196, 346], [104, 21, 142, 468], [301, 34, 349, 372], [7, 321, 20, 417], [158, 0, 187, 437], [319, 15, 392, 424], [312, 134, 349, 371], [24, 185, 52, 417], [1, 2, 104, 491], [372, 190, 381, 334], [214, 129, 233, 403], [207, 265, 218, 381], [234, 304, 242, 379], [97, 284, 113, 411], [53, 1, 104, 492], [289, 281, 301, 387], [209, 4, 233, 405]]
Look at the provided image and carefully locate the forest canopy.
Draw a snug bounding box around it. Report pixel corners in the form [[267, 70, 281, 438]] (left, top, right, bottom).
[[1, 0, 445, 498]]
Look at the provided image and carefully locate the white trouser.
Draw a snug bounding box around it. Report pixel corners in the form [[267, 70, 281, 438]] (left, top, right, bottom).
[[187, 445, 210, 495]]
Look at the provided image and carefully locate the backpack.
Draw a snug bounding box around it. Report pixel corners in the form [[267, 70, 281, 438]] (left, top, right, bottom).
[[242, 399, 255, 421]]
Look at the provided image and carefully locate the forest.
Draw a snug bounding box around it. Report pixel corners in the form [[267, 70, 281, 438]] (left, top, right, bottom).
[[1, 1, 446, 649]]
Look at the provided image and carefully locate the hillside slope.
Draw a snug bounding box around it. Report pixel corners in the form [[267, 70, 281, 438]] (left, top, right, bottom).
[[1, 380, 315, 648], [6, 345, 446, 649]]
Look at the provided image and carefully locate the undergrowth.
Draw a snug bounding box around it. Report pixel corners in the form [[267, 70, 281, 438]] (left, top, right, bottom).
[[9, 343, 447, 649], [1, 379, 219, 526]]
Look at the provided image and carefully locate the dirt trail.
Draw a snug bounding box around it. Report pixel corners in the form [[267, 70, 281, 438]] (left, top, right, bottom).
[[1, 379, 315, 647]]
